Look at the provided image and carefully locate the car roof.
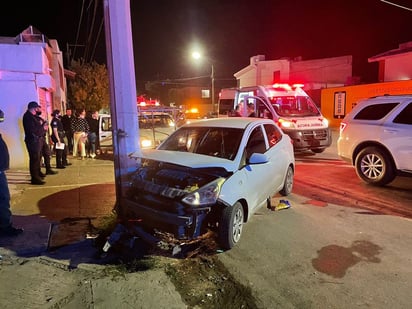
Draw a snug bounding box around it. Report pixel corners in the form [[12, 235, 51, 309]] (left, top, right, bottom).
[[344, 94, 411, 121], [359, 94, 412, 103], [181, 117, 274, 129]]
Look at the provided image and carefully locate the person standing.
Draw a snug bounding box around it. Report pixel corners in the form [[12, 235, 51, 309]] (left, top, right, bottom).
[[86, 111, 99, 159], [39, 118, 58, 176], [247, 103, 256, 117], [0, 109, 24, 237], [71, 109, 90, 160], [61, 109, 74, 154], [50, 109, 70, 169], [22, 101, 45, 185]]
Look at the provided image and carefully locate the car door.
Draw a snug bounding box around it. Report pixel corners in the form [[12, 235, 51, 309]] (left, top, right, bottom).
[[98, 114, 113, 148], [239, 124, 279, 212], [385, 102, 412, 170]]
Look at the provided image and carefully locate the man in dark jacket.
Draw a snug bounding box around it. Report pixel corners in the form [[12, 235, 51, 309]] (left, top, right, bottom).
[[22, 101, 45, 185], [61, 109, 74, 154], [0, 109, 24, 237]]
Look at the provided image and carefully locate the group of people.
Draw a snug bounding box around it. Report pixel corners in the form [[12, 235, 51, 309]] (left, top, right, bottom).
[[21, 102, 100, 186], [22, 101, 61, 185], [0, 102, 101, 237], [62, 109, 100, 160], [230, 101, 256, 117]]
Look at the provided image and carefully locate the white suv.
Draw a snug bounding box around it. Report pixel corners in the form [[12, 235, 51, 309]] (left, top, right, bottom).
[[337, 95, 412, 186]]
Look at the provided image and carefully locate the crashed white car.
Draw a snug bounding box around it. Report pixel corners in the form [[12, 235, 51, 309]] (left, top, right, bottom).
[[125, 117, 295, 249]]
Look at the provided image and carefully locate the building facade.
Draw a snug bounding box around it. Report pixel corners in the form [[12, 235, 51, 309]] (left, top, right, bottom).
[[0, 26, 67, 168], [234, 54, 353, 90], [368, 41, 412, 82]]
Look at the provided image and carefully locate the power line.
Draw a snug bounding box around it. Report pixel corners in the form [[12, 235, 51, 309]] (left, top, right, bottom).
[[380, 0, 412, 12], [72, 0, 86, 64]]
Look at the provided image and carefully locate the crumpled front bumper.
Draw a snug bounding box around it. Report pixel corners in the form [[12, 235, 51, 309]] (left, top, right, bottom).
[[122, 197, 211, 241]]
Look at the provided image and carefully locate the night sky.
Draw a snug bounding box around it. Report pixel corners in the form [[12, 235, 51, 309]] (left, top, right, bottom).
[[1, 0, 411, 90]]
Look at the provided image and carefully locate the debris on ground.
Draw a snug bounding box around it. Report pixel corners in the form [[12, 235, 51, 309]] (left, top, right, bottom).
[[270, 199, 292, 211]]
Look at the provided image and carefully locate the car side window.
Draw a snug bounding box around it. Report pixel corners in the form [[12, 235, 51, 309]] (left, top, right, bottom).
[[245, 126, 267, 160], [264, 123, 282, 148], [101, 117, 111, 131], [354, 103, 398, 120], [393, 102, 412, 125]]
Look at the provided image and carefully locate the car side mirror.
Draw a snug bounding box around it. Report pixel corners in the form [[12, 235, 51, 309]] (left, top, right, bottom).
[[248, 153, 268, 164]]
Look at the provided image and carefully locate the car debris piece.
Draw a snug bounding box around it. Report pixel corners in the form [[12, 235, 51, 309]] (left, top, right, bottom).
[[272, 199, 291, 211]]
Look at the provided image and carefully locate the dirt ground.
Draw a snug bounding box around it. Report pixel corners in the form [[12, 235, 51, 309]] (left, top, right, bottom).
[[97, 229, 260, 309], [0, 226, 258, 309]]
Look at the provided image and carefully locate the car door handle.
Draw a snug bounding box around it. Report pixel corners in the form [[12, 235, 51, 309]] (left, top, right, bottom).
[[383, 129, 398, 134]]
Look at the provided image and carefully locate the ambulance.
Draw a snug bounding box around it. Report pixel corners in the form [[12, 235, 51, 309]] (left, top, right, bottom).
[[224, 83, 332, 153]]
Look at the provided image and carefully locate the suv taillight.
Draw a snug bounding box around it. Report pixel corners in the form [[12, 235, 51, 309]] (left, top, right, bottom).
[[339, 122, 347, 135]]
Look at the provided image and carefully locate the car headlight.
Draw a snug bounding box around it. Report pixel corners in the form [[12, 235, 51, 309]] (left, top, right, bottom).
[[322, 118, 329, 127], [182, 178, 225, 206], [278, 118, 296, 129], [141, 139, 153, 148]]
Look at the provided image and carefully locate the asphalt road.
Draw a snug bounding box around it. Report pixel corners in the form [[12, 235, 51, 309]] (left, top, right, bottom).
[[218, 192, 412, 308], [294, 130, 412, 218], [215, 130, 412, 308]]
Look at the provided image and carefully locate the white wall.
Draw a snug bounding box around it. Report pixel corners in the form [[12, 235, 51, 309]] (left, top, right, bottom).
[[384, 54, 412, 81], [0, 78, 39, 168], [0, 44, 46, 73], [257, 59, 290, 85], [0, 42, 51, 168]]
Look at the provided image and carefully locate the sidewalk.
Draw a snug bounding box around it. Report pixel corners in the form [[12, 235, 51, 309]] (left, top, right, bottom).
[[1, 154, 116, 258], [0, 154, 188, 308]]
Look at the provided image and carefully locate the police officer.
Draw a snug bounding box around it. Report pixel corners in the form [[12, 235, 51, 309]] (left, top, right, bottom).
[[39, 118, 58, 176], [51, 109, 70, 168], [22, 101, 45, 185]]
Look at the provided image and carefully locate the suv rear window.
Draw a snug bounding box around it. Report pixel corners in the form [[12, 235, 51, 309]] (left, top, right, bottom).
[[353, 102, 399, 120]]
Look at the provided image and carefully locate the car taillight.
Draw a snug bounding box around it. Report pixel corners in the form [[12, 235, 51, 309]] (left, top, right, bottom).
[[339, 122, 347, 135]]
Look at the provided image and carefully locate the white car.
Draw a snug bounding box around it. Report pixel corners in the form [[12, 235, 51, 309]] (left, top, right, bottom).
[[125, 117, 295, 249], [138, 112, 176, 148], [99, 112, 176, 149], [337, 95, 412, 186]]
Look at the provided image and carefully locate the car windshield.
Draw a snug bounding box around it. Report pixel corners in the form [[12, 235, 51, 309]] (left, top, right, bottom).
[[158, 126, 243, 160], [269, 96, 321, 117], [139, 114, 175, 129]]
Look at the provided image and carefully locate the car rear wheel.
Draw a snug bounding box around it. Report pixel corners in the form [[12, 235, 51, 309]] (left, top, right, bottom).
[[355, 146, 395, 186], [280, 165, 294, 196], [218, 202, 244, 250]]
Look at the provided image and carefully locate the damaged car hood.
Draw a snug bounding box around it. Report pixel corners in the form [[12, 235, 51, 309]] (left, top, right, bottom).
[[130, 149, 239, 172]]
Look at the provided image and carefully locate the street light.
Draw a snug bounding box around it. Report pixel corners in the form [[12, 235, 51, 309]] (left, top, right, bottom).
[[191, 51, 215, 112]]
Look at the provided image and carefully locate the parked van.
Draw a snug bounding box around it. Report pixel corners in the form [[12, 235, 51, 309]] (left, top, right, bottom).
[[217, 87, 237, 116], [99, 112, 176, 150], [224, 84, 332, 153]]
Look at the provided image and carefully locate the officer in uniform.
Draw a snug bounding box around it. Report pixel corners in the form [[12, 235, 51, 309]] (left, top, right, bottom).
[[22, 101, 46, 185], [51, 109, 71, 168]]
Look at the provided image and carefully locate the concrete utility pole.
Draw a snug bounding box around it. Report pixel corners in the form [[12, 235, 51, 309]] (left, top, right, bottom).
[[103, 0, 139, 215]]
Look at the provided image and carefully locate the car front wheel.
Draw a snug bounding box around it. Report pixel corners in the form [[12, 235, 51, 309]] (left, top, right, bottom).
[[280, 165, 294, 196], [355, 146, 395, 186], [218, 202, 244, 250]]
